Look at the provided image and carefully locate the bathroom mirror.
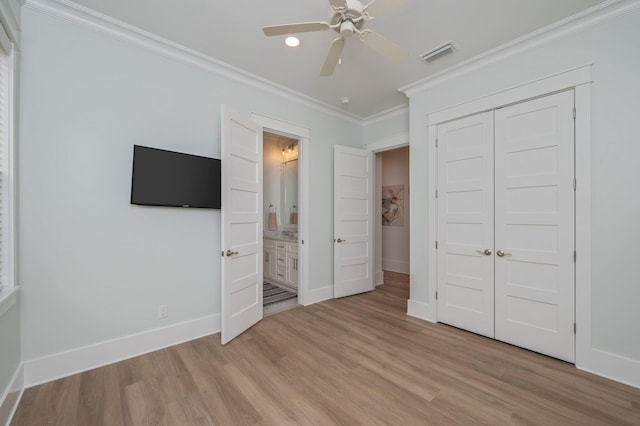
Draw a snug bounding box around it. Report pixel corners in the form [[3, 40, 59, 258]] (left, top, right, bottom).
[[282, 158, 298, 227]]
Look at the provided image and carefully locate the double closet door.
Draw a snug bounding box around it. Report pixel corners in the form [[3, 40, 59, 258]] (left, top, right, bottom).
[[437, 90, 576, 362]]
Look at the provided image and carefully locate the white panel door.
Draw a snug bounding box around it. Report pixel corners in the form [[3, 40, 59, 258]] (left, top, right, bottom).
[[221, 105, 263, 344], [437, 111, 495, 338], [494, 91, 575, 362], [334, 145, 374, 298]]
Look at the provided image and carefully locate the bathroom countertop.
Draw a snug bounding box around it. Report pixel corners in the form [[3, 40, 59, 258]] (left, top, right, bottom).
[[264, 231, 298, 242]]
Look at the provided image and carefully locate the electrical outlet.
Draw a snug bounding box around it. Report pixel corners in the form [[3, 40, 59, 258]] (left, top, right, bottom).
[[158, 304, 168, 319]]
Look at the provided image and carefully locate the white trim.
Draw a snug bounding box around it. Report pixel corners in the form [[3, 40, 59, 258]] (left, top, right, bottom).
[[23, 314, 220, 387], [427, 124, 438, 319], [298, 137, 310, 305], [574, 84, 592, 371], [302, 285, 333, 306], [382, 259, 409, 274], [578, 349, 640, 389], [0, 286, 17, 319], [365, 133, 410, 153], [0, 43, 16, 309], [251, 113, 310, 139], [374, 155, 383, 287], [0, 363, 23, 426], [375, 270, 384, 286], [407, 299, 435, 323], [251, 113, 310, 307], [24, 0, 363, 125], [428, 65, 592, 125], [366, 134, 411, 296], [400, 0, 639, 96], [362, 104, 409, 126]]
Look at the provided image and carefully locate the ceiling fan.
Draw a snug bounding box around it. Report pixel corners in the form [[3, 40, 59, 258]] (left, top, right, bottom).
[[263, 0, 409, 76]]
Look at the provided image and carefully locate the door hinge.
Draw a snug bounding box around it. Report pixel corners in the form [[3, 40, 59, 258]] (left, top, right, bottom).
[[301, 240, 304, 244], [221, 251, 225, 257], [435, 291, 438, 301], [574, 323, 577, 334], [435, 241, 438, 250], [435, 138, 438, 148], [435, 189, 438, 199], [574, 250, 577, 262], [573, 107, 576, 120], [573, 178, 577, 191]]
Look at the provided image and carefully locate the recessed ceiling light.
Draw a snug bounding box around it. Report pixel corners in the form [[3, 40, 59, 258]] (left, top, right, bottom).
[[285, 36, 300, 48]]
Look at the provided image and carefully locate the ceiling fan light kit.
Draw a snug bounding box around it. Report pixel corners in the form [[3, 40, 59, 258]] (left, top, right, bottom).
[[285, 36, 300, 47], [263, 0, 409, 76]]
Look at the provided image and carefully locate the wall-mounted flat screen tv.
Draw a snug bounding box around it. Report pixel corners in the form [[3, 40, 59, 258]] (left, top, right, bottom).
[[130, 145, 221, 209]]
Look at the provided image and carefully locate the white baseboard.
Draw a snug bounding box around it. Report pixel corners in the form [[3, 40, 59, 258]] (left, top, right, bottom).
[[577, 347, 640, 389], [407, 299, 435, 323], [382, 259, 410, 274], [0, 363, 24, 426], [23, 314, 220, 388], [375, 270, 384, 286], [303, 285, 333, 306]]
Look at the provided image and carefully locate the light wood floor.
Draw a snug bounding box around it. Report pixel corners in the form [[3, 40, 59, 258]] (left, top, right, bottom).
[[12, 271, 640, 425]]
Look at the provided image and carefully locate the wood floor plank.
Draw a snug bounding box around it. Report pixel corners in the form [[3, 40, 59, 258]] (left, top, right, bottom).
[[11, 271, 640, 425]]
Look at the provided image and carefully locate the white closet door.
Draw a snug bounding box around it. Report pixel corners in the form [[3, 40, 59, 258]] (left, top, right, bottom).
[[494, 91, 575, 362], [437, 111, 495, 338], [334, 145, 374, 298]]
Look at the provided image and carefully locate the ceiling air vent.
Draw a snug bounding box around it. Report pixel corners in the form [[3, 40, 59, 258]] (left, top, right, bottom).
[[420, 42, 455, 63]]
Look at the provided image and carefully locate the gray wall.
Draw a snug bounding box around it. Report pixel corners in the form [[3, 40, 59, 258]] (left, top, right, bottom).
[[19, 7, 362, 361], [408, 9, 640, 361]]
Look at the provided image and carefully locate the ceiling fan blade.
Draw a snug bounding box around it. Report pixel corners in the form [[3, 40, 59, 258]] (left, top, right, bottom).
[[360, 30, 409, 63], [328, 0, 347, 8], [320, 37, 346, 76], [263, 22, 330, 37], [364, 0, 407, 18]]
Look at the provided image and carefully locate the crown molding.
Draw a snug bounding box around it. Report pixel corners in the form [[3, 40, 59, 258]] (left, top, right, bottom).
[[24, 0, 365, 125], [362, 103, 409, 126], [400, 0, 640, 97]]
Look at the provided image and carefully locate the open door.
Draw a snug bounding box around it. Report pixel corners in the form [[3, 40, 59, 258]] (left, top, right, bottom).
[[221, 106, 263, 344], [334, 145, 374, 298]]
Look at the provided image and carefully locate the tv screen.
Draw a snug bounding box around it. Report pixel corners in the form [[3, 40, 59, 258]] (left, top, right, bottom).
[[130, 145, 221, 209]]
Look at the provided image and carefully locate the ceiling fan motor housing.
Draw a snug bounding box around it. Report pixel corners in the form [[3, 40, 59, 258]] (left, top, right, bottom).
[[330, 0, 365, 35]]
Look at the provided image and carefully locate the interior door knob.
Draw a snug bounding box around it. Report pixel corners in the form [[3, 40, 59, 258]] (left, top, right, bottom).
[[225, 249, 239, 256], [336, 238, 346, 243], [496, 250, 511, 257], [476, 249, 492, 256]]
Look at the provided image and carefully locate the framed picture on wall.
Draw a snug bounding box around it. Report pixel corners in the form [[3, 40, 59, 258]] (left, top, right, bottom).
[[382, 184, 404, 226]]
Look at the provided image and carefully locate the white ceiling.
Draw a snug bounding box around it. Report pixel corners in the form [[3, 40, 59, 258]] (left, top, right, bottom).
[[68, 0, 608, 118]]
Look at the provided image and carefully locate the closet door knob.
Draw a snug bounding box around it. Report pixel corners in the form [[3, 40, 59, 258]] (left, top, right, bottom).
[[476, 249, 492, 256], [225, 249, 239, 257], [336, 238, 346, 243], [496, 250, 511, 257]]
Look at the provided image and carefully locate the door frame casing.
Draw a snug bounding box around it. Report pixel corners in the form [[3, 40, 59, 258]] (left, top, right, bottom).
[[365, 134, 410, 286], [425, 64, 591, 364], [251, 113, 310, 306]]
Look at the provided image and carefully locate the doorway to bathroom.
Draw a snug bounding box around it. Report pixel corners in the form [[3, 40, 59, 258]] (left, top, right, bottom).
[[262, 132, 300, 315]]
